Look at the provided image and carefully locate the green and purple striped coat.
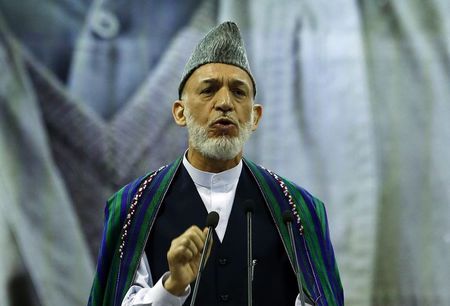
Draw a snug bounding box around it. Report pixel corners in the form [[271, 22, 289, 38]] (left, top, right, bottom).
[[87, 157, 343, 306]]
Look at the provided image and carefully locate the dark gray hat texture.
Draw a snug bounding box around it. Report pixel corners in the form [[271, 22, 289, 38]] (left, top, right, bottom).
[[178, 21, 256, 98]]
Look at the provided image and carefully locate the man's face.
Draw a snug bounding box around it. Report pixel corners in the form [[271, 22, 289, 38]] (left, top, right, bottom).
[[173, 63, 262, 160]]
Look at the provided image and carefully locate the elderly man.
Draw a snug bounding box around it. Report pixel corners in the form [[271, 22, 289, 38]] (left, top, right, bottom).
[[88, 21, 343, 306]]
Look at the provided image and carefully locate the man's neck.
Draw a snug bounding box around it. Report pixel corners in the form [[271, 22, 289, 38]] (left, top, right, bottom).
[[186, 147, 242, 173]]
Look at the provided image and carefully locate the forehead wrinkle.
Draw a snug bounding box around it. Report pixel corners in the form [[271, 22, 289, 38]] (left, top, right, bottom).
[[198, 76, 250, 88], [228, 79, 250, 88]]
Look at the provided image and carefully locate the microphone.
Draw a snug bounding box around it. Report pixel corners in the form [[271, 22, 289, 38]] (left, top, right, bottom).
[[282, 210, 306, 306], [243, 200, 255, 306], [206, 211, 220, 228], [190, 211, 219, 306]]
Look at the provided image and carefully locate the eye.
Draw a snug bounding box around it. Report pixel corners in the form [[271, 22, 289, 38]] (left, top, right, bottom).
[[200, 87, 214, 95], [233, 88, 246, 97]]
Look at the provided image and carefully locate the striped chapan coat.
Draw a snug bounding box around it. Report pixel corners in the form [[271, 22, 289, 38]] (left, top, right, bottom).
[[87, 156, 344, 306]]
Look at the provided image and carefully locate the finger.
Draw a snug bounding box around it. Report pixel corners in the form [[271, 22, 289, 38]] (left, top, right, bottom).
[[173, 236, 201, 257], [170, 245, 195, 264], [202, 227, 209, 238], [184, 228, 206, 252], [167, 226, 208, 266], [178, 226, 206, 251], [184, 225, 204, 237]]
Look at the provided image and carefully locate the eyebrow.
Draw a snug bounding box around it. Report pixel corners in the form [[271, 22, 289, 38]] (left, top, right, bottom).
[[200, 78, 221, 86]]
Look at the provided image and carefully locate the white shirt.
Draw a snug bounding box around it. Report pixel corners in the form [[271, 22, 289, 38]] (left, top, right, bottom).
[[182, 154, 242, 242], [122, 156, 311, 306]]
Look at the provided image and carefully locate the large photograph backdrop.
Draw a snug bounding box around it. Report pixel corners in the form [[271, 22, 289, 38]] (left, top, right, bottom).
[[0, 0, 449, 305]]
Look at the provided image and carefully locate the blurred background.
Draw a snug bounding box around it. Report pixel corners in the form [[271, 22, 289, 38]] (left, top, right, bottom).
[[0, 0, 449, 305]]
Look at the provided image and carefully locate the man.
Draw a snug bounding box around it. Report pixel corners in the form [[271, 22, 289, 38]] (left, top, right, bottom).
[[88, 21, 343, 306]]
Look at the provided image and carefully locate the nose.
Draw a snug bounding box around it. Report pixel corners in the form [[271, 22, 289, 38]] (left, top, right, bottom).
[[214, 88, 233, 113]]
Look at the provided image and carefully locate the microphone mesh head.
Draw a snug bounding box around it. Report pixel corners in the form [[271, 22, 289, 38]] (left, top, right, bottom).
[[243, 199, 255, 213], [282, 210, 295, 223], [206, 211, 220, 228]]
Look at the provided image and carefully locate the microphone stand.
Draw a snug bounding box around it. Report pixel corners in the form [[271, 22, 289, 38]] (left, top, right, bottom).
[[247, 209, 253, 306], [243, 199, 255, 306], [190, 212, 219, 306], [284, 211, 306, 306]]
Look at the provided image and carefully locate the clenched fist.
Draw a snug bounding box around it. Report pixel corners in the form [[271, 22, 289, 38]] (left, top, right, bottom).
[[163, 226, 212, 296]]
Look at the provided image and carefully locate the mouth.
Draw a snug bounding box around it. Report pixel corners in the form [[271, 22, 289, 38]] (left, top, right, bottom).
[[210, 117, 238, 135], [211, 117, 237, 127]]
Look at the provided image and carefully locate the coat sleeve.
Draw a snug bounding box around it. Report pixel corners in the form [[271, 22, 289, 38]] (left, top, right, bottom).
[[311, 197, 344, 305], [287, 179, 344, 306], [87, 177, 144, 306]]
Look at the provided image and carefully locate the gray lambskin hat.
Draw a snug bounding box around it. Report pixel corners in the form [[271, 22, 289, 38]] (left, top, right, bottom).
[[178, 21, 256, 98]]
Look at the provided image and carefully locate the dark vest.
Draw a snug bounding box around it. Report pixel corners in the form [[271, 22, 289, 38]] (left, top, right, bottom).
[[146, 164, 298, 305]]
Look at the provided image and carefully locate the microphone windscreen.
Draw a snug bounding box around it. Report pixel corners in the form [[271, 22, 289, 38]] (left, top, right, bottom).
[[206, 211, 220, 228], [242, 199, 255, 213], [282, 210, 295, 223]]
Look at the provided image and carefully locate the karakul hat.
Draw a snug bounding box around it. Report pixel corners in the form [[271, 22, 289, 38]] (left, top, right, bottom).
[[178, 21, 256, 98]]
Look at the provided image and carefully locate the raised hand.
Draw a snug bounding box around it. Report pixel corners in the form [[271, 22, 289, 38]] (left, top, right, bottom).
[[163, 226, 211, 296]]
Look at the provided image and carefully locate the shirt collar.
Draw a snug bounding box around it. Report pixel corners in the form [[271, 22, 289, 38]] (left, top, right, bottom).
[[182, 152, 242, 188]]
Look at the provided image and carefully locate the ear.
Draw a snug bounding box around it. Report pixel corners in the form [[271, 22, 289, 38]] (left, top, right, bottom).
[[251, 103, 263, 131], [172, 100, 186, 126]]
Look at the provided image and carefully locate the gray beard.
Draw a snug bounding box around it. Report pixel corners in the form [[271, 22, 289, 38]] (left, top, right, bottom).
[[184, 109, 253, 161]]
